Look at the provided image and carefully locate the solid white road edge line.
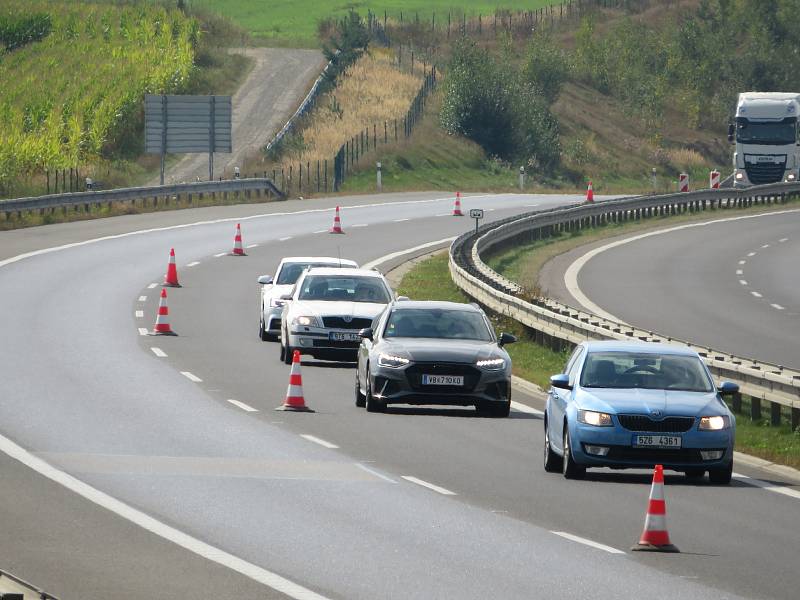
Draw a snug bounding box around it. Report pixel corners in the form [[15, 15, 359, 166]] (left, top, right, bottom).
[[551, 531, 625, 555], [227, 399, 259, 413], [362, 236, 458, 270], [401, 476, 456, 496], [0, 432, 330, 600], [299, 434, 339, 449], [733, 472, 800, 501], [180, 371, 202, 383], [150, 347, 167, 358], [564, 208, 800, 322], [510, 401, 544, 416]]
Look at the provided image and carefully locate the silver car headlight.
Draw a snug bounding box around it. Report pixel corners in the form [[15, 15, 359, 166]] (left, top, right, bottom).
[[578, 409, 613, 427], [699, 415, 730, 431], [476, 357, 505, 370], [378, 353, 410, 368], [292, 315, 319, 327]]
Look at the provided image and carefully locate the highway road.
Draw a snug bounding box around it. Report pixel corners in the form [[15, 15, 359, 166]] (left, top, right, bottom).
[[543, 208, 800, 369], [1, 193, 798, 599]]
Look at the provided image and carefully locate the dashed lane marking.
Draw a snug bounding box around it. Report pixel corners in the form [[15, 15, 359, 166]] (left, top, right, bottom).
[[299, 434, 339, 449], [779, 238, 788, 242], [279, 236, 292, 241], [247, 244, 259, 249], [135, 311, 144, 318], [739, 260, 746, 265], [214, 252, 227, 257], [747, 251, 756, 257], [227, 399, 258, 412], [551, 531, 625, 555], [762, 244, 770, 249], [733, 472, 800, 501], [186, 261, 200, 267], [771, 304, 785, 310], [138, 328, 149, 336], [401, 476, 456, 496], [435, 213, 450, 217], [751, 291, 763, 298], [736, 269, 743, 275], [393, 218, 410, 223], [313, 229, 327, 234], [351, 223, 368, 228], [739, 280, 747, 286], [150, 347, 167, 358], [180, 371, 202, 383], [147, 283, 158, 289], [138, 295, 147, 302]]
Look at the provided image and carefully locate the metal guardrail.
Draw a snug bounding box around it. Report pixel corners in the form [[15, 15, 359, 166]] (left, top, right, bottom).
[[0, 568, 59, 600], [0, 177, 284, 216], [449, 182, 800, 429]]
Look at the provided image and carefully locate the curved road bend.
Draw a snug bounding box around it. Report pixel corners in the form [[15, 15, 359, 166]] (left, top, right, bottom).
[[1, 193, 798, 599]]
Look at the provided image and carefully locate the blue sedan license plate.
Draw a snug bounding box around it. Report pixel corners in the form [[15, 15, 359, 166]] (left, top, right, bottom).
[[422, 374, 464, 386], [633, 435, 681, 448]]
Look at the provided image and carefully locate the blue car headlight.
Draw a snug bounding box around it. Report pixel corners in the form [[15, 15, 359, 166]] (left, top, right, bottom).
[[578, 409, 613, 427], [378, 353, 410, 368], [699, 415, 730, 431]]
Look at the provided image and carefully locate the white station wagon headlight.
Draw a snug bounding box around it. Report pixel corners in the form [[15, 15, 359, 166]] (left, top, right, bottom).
[[292, 315, 319, 327], [378, 353, 410, 368], [476, 358, 505, 370], [578, 410, 613, 427], [699, 415, 730, 431]]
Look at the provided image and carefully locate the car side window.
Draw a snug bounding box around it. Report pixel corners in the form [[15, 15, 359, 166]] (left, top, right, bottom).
[[372, 309, 388, 338], [566, 348, 585, 386]]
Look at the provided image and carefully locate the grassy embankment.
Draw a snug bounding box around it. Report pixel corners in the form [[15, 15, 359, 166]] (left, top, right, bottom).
[[0, 0, 252, 202], [482, 201, 800, 468], [191, 0, 561, 48]]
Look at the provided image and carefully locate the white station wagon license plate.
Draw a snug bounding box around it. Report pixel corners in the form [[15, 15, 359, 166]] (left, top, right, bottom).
[[422, 374, 464, 386], [633, 435, 682, 448], [329, 331, 361, 342]]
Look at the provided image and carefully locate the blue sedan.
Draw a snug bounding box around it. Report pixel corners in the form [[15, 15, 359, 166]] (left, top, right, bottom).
[[544, 341, 737, 484]]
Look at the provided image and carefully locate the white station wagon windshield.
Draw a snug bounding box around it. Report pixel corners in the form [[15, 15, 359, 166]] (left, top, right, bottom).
[[277, 262, 344, 285], [384, 308, 493, 341], [298, 275, 390, 303], [580, 351, 713, 392]]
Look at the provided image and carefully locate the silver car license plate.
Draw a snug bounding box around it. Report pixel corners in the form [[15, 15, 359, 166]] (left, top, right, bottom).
[[633, 435, 681, 448], [422, 374, 464, 386], [329, 331, 361, 342]]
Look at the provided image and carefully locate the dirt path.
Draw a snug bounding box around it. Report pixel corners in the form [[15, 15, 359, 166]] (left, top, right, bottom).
[[150, 48, 324, 185]]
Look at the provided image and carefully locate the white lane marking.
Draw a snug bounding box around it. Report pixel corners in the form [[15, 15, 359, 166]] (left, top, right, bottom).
[[180, 371, 203, 383], [279, 236, 293, 241], [779, 238, 788, 242], [510, 401, 544, 416], [0, 433, 331, 600], [313, 229, 327, 234], [551, 531, 625, 555], [563, 209, 800, 321], [401, 476, 456, 496], [771, 304, 785, 310], [214, 252, 227, 257], [355, 463, 397, 483], [362, 236, 458, 270], [393, 218, 410, 223], [150, 347, 167, 358], [525, 204, 540, 207], [299, 434, 339, 449], [138, 328, 149, 336], [747, 251, 756, 257], [485, 208, 495, 212], [733, 472, 800, 501], [751, 291, 763, 298], [186, 261, 201, 267], [738, 260, 746, 265], [739, 280, 748, 286], [761, 244, 770, 249], [351, 223, 368, 228], [246, 244, 259, 249], [227, 399, 259, 412], [435, 213, 450, 217], [735, 269, 743, 275], [135, 310, 144, 318], [138, 295, 147, 302], [147, 283, 158, 289]]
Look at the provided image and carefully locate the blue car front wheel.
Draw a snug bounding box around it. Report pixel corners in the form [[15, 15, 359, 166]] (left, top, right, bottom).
[[562, 423, 586, 480]]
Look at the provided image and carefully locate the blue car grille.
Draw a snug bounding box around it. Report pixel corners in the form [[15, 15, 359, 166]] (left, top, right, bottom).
[[606, 446, 708, 464], [617, 415, 695, 433]]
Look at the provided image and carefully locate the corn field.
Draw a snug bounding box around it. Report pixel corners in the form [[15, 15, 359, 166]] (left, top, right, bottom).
[[0, 1, 198, 194]]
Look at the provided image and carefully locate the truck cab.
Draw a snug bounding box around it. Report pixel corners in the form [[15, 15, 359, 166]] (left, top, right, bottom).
[[730, 92, 800, 187]]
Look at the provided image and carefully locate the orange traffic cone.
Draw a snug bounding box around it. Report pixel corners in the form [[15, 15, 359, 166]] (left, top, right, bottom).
[[163, 247, 181, 287], [231, 223, 246, 256], [586, 181, 594, 203], [275, 350, 314, 412], [151, 288, 177, 336], [330, 205, 344, 234], [452, 192, 464, 216], [631, 464, 679, 553]]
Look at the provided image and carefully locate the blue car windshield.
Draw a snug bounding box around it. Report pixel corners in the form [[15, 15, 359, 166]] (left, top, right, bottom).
[[384, 308, 493, 341], [580, 352, 713, 392]]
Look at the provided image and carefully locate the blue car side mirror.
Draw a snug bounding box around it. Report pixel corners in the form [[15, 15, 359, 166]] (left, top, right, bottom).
[[550, 374, 572, 390], [717, 381, 739, 396]]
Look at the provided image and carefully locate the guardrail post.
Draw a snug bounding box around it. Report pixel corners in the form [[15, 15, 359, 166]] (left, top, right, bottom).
[[770, 401, 782, 426], [731, 390, 742, 413], [750, 396, 762, 421], [792, 407, 799, 431]]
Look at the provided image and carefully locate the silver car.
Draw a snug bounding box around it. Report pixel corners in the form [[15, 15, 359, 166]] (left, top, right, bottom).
[[279, 267, 393, 363], [258, 256, 357, 341]]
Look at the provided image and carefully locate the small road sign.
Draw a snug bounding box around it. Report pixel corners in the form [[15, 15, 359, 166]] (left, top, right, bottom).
[[469, 208, 484, 219]]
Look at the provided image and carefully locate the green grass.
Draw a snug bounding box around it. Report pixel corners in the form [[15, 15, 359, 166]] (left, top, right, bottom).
[[191, 0, 561, 48], [396, 252, 569, 389]]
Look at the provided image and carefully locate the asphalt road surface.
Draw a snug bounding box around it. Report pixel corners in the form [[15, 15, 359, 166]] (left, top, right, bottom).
[[1, 193, 798, 599], [147, 48, 324, 186], [543, 208, 800, 369]]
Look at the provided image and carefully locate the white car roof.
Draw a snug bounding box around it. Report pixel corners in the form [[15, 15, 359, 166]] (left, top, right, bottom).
[[278, 256, 358, 267], [304, 267, 384, 278]]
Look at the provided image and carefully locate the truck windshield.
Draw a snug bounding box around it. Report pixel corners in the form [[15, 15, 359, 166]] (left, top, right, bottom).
[[736, 117, 796, 145]]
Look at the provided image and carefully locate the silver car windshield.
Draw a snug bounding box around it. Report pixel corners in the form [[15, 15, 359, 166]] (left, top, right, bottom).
[[580, 352, 713, 392], [384, 308, 493, 341], [297, 275, 390, 303]]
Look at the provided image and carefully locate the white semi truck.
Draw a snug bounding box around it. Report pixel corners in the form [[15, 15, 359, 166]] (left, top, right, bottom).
[[729, 92, 800, 187]]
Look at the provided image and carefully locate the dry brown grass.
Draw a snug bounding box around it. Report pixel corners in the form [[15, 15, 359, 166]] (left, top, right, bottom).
[[666, 148, 706, 170], [288, 47, 423, 164]]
